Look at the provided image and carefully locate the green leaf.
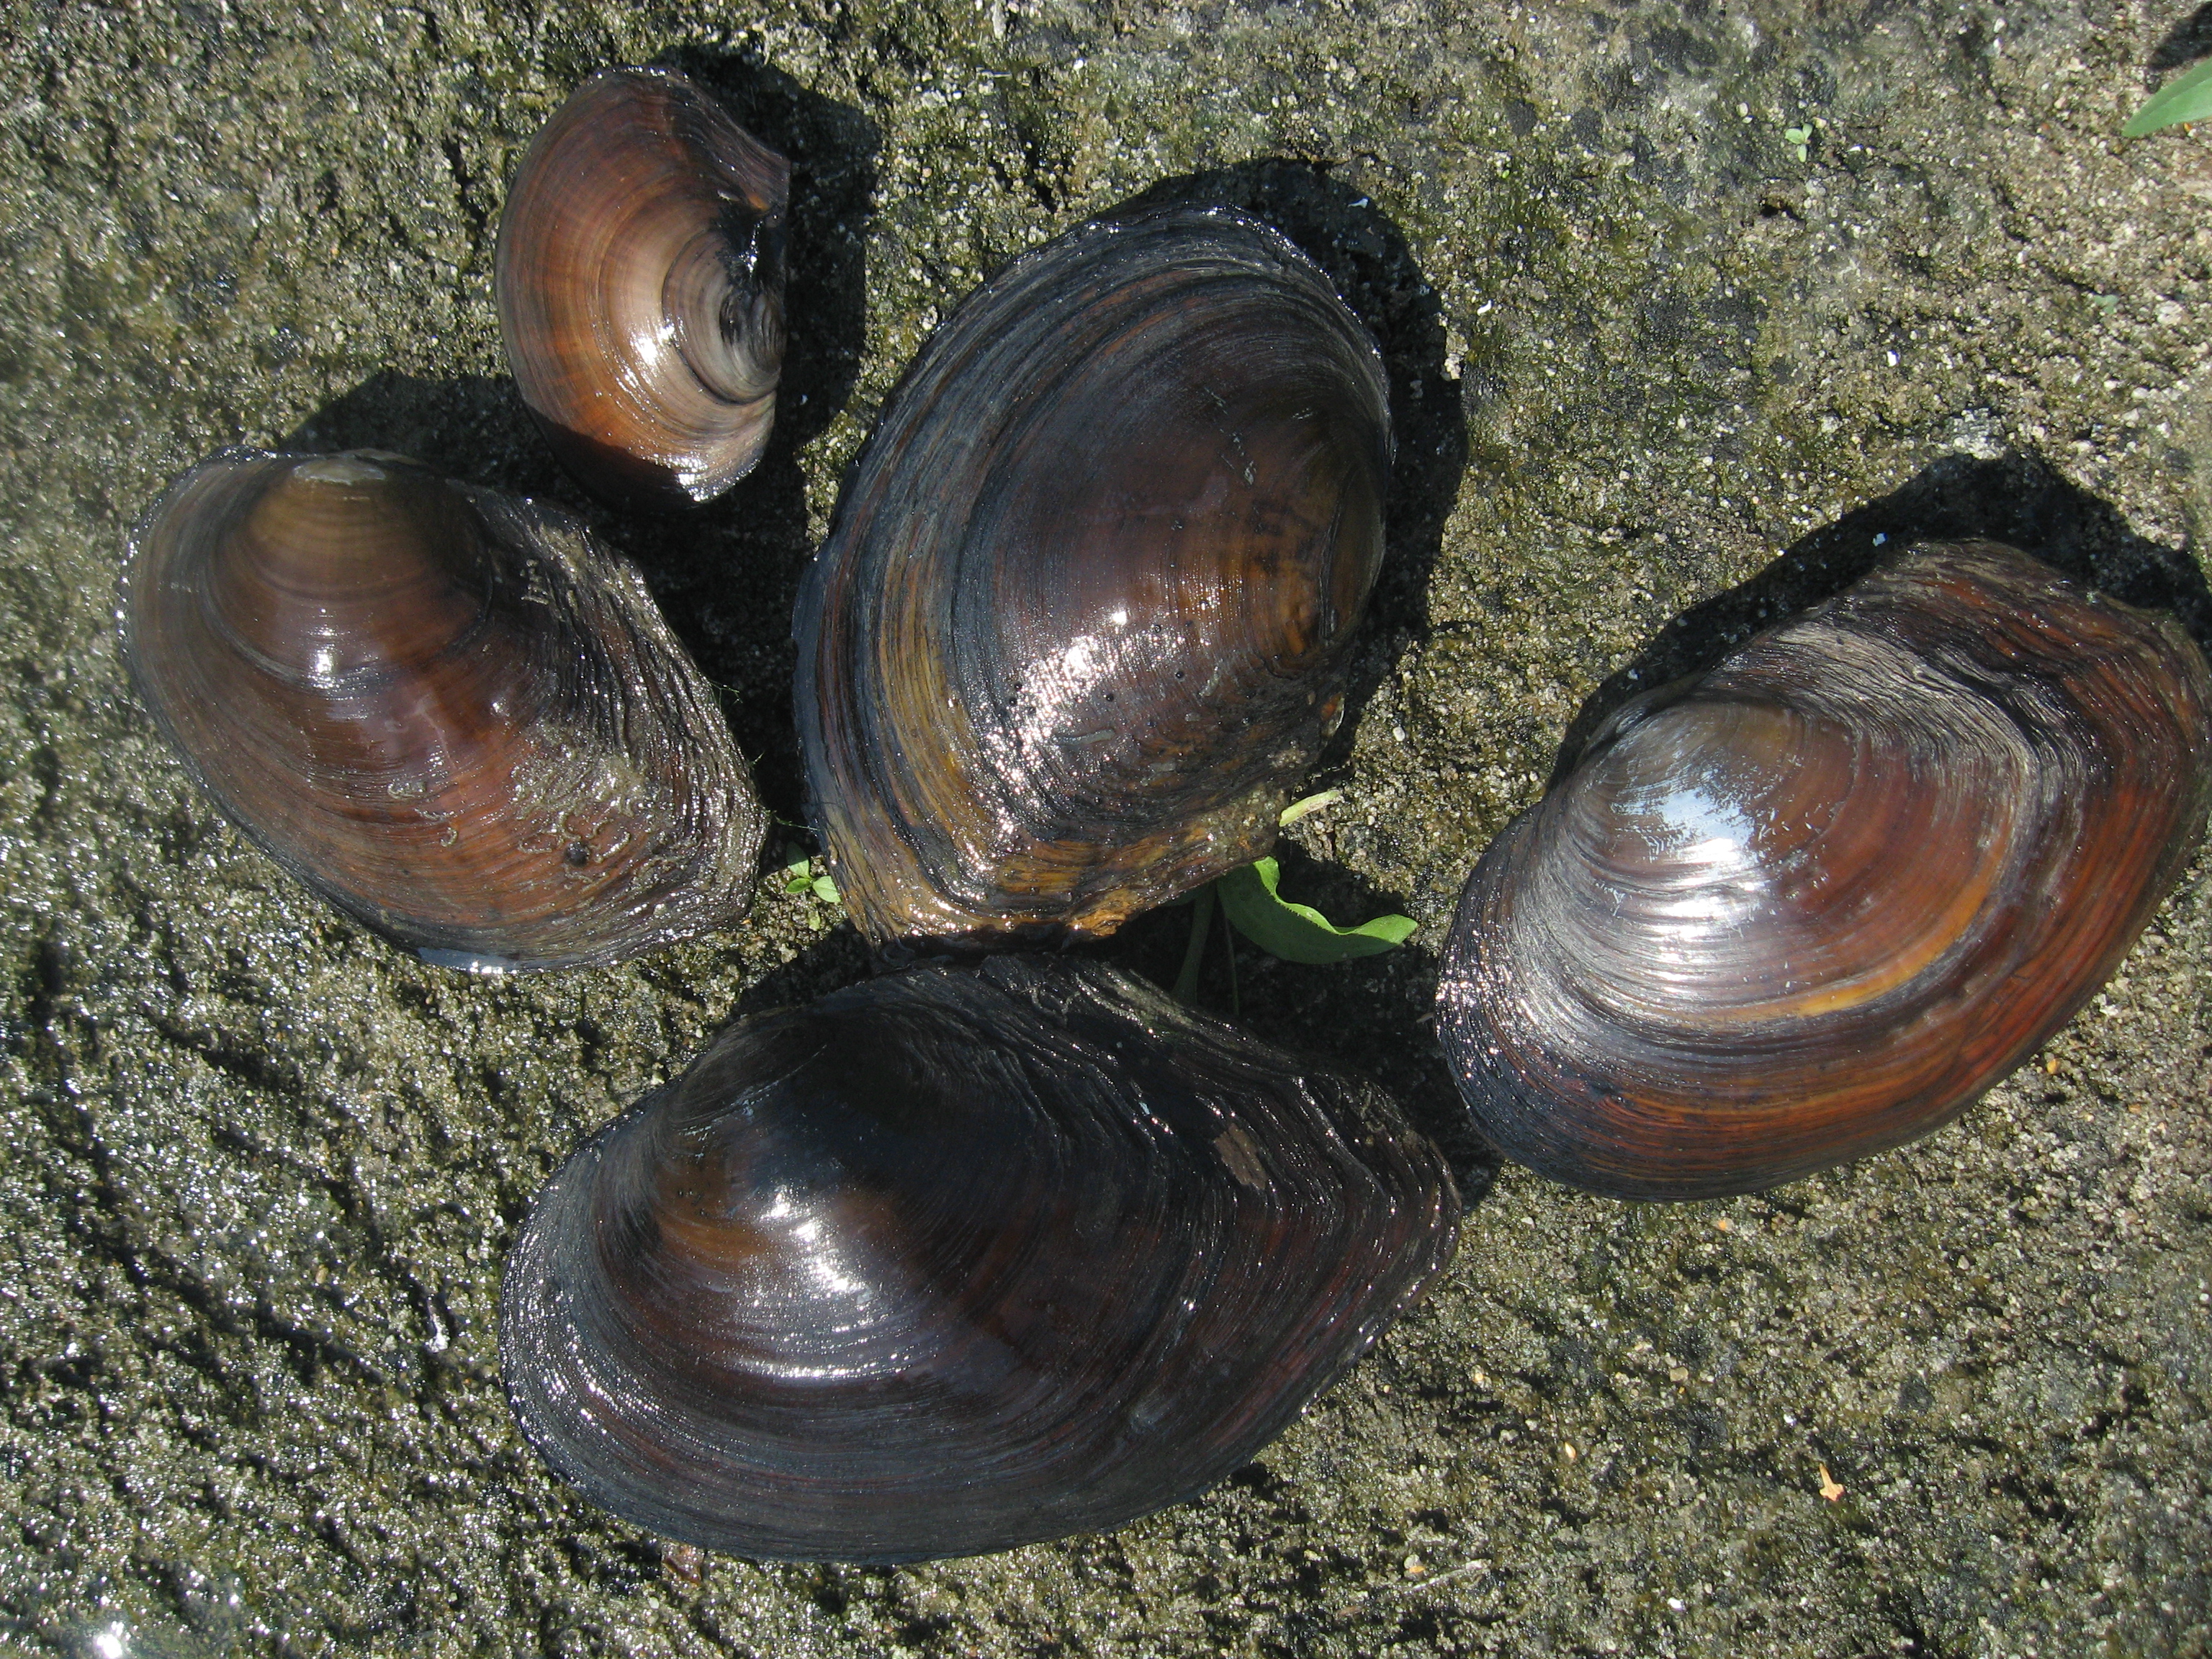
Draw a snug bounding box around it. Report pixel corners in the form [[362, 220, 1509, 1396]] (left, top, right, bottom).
[[1216, 859, 1416, 964], [2126, 57, 2212, 137], [777, 843, 841, 905]]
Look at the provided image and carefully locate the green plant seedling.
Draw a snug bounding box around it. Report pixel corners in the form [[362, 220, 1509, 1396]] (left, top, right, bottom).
[[778, 845, 814, 894], [1216, 858, 1417, 965], [1166, 789, 1416, 1004], [778, 844, 841, 906], [1277, 788, 1344, 827], [1172, 883, 1218, 1003], [1782, 123, 1813, 162], [2126, 58, 2212, 137]]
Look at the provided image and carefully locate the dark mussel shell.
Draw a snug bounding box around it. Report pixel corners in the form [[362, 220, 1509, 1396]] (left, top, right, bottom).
[[496, 67, 788, 510], [500, 954, 1458, 1561], [796, 207, 1391, 952], [1437, 539, 2212, 1200], [122, 450, 767, 971]]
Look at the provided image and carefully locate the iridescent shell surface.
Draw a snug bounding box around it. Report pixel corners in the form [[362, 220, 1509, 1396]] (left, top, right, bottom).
[[796, 207, 1391, 953], [121, 449, 766, 971], [496, 67, 788, 510], [500, 954, 1459, 1562], [1437, 539, 2212, 1200]]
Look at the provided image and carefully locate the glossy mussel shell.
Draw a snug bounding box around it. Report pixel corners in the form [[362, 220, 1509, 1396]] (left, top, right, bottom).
[[796, 207, 1391, 952], [500, 954, 1459, 1561], [122, 449, 766, 971], [1437, 539, 2212, 1200], [496, 67, 788, 510]]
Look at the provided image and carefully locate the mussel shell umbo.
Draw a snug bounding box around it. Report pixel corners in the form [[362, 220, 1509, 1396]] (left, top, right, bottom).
[[496, 67, 788, 511], [500, 954, 1459, 1561], [122, 449, 767, 971], [1437, 539, 2212, 1200], [796, 207, 1391, 952]]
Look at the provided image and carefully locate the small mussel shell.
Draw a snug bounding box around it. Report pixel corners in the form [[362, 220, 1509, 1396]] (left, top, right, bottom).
[[122, 449, 766, 971], [496, 67, 788, 510], [1437, 539, 2212, 1200], [796, 207, 1391, 952], [500, 955, 1458, 1561]]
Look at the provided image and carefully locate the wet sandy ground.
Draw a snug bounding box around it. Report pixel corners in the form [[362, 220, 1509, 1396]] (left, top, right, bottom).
[[1, 1, 2208, 1653]]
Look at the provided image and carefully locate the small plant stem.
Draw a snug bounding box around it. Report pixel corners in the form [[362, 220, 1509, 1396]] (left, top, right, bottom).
[[1174, 883, 1216, 1002], [1224, 914, 1241, 1018]]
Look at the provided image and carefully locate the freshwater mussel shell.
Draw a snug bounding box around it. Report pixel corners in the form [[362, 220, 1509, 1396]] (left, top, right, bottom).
[[796, 207, 1391, 953], [1437, 539, 2212, 1200], [496, 67, 788, 510], [500, 954, 1459, 1562], [122, 449, 767, 971]]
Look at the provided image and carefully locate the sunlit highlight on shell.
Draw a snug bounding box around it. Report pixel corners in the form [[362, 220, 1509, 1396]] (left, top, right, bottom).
[[500, 955, 1459, 1561], [496, 67, 788, 509], [1437, 539, 2212, 1199], [121, 449, 766, 971], [796, 206, 1391, 952]]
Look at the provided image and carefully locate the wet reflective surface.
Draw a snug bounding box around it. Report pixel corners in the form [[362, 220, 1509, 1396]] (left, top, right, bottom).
[[1439, 541, 2212, 1199], [502, 956, 1458, 1562], [796, 207, 1390, 952], [122, 449, 767, 970], [497, 68, 788, 509]]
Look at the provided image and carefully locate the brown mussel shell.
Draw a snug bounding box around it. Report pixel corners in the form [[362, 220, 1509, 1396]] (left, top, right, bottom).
[[1436, 539, 2212, 1200], [795, 207, 1391, 953], [496, 67, 788, 511], [121, 449, 767, 971], [499, 954, 1459, 1562]]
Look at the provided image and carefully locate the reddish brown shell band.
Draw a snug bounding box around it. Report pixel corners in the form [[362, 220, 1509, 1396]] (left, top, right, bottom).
[[122, 450, 766, 971], [795, 206, 1390, 953], [495, 66, 788, 511], [1437, 539, 2212, 1200]]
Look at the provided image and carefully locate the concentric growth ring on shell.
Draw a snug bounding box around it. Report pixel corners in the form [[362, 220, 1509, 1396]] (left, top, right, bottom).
[[496, 67, 789, 511], [499, 955, 1460, 1563], [1437, 539, 2212, 1200], [796, 205, 1393, 953], [122, 449, 767, 972]]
